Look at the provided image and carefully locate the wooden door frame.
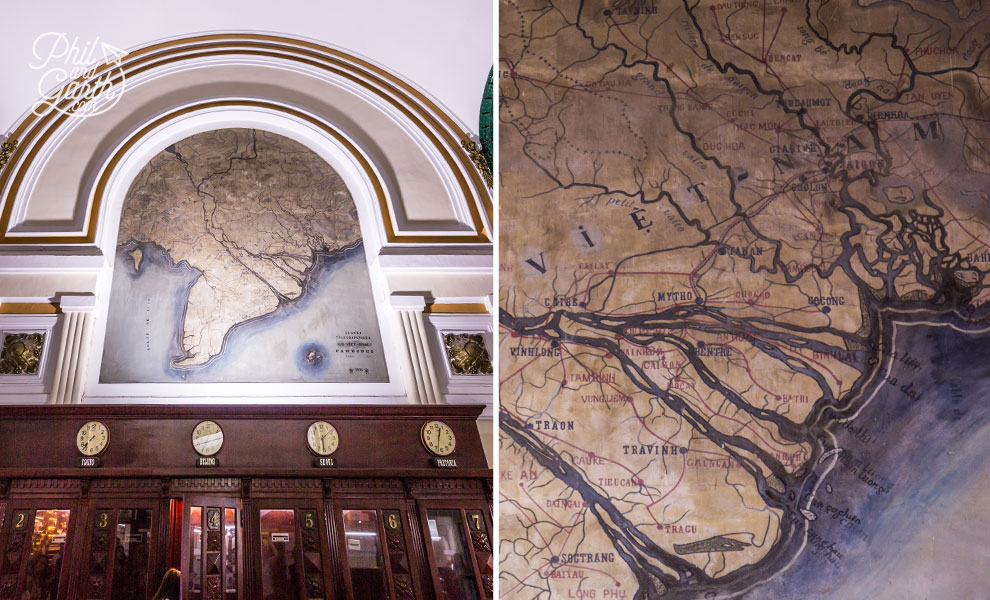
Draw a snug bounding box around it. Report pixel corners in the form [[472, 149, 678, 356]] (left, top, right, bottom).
[[77, 499, 160, 600], [415, 499, 492, 600], [0, 499, 81, 600], [331, 498, 425, 600], [178, 495, 243, 600], [250, 497, 333, 600]]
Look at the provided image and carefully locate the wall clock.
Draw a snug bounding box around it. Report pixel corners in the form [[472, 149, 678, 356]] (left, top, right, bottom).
[[192, 420, 224, 456], [306, 421, 339, 456], [76, 421, 109, 456], [421, 420, 456, 456]]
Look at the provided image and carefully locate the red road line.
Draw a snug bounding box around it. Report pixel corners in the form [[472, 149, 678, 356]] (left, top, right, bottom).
[[763, 8, 787, 61]]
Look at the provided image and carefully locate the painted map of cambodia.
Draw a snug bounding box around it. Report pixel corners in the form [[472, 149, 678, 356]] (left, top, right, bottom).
[[100, 128, 387, 383], [499, 1, 990, 598]]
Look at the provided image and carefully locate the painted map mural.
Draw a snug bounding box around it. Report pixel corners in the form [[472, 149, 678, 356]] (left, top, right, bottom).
[[101, 128, 387, 383], [499, 1, 990, 599]]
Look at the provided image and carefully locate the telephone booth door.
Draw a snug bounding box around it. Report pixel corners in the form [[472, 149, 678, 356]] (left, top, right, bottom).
[[79, 501, 159, 600], [251, 500, 333, 600], [333, 501, 423, 600], [418, 501, 493, 600], [180, 497, 242, 600], [0, 502, 76, 600]]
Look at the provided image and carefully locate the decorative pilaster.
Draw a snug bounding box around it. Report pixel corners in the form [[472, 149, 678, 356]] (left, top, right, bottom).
[[390, 295, 443, 405], [48, 294, 96, 404]]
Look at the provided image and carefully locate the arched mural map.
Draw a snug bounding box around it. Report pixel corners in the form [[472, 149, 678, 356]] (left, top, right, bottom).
[[101, 128, 387, 383]]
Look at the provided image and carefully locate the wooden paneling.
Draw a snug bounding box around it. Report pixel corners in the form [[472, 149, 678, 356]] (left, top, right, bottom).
[[0, 405, 489, 479], [0, 405, 492, 600]]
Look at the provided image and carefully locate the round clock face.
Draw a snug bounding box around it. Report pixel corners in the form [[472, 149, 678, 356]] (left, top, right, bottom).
[[306, 421, 339, 456], [76, 421, 109, 456], [421, 420, 456, 456], [192, 421, 224, 456]]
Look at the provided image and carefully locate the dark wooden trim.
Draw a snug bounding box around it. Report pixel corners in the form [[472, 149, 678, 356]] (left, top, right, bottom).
[[328, 478, 405, 499], [241, 495, 256, 599], [407, 478, 489, 500], [323, 496, 345, 600], [3, 468, 493, 480], [0, 468, 493, 479], [0, 402, 492, 600], [88, 477, 165, 498], [0, 404, 485, 420], [7, 478, 83, 498], [249, 478, 323, 498], [317, 500, 336, 600], [0, 405, 490, 479], [154, 494, 171, 590], [406, 498, 434, 600]]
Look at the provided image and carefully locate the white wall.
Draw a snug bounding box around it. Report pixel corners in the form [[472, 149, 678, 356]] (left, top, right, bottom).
[[1, 0, 493, 134]]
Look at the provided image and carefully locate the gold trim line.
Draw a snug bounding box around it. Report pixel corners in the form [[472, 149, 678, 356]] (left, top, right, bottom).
[[0, 302, 61, 315], [425, 303, 490, 314]]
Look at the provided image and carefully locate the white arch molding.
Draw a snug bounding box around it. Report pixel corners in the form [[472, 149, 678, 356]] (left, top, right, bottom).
[[0, 35, 493, 245], [0, 35, 493, 405]]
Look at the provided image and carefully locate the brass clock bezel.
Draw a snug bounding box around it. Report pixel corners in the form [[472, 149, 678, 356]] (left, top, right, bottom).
[[76, 421, 110, 457], [420, 420, 456, 457], [191, 420, 224, 457], [306, 421, 339, 457]]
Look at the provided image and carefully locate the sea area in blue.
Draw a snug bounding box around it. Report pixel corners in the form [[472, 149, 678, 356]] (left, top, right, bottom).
[[100, 241, 388, 383], [745, 319, 990, 599]]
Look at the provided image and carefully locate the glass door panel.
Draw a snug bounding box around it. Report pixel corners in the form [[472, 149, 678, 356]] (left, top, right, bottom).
[[83, 506, 155, 600], [188, 507, 203, 600], [420, 504, 493, 600], [255, 506, 328, 600], [464, 511, 493, 598], [259, 509, 299, 600], [426, 510, 478, 600], [341, 510, 387, 599], [0, 507, 72, 600], [224, 508, 237, 600], [25, 509, 70, 600], [113, 508, 153, 600], [337, 506, 418, 600]]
